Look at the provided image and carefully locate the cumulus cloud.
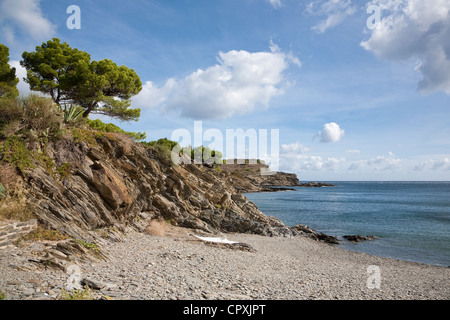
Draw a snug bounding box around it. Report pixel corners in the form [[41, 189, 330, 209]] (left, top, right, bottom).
[[281, 142, 310, 154], [316, 122, 345, 143], [361, 0, 450, 94], [135, 43, 301, 120], [323, 157, 346, 169], [348, 152, 403, 171], [281, 154, 346, 172], [133, 79, 176, 109], [278, 141, 346, 172], [0, 0, 56, 43], [432, 158, 450, 170], [306, 0, 357, 33], [414, 159, 434, 171], [415, 158, 450, 171]]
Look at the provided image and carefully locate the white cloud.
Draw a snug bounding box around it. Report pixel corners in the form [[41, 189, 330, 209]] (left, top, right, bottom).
[[281, 154, 346, 172], [0, 0, 56, 43], [281, 142, 310, 154], [303, 156, 324, 170], [348, 152, 403, 171], [279, 142, 346, 172], [133, 79, 176, 109], [323, 157, 346, 169], [346, 149, 361, 154], [414, 159, 434, 171], [432, 158, 450, 170], [316, 122, 345, 143], [269, 0, 283, 9], [415, 158, 450, 171], [361, 0, 450, 94], [8, 60, 30, 96], [307, 0, 357, 33], [135, 44, 301, 119], [347, 161, 362, 171]]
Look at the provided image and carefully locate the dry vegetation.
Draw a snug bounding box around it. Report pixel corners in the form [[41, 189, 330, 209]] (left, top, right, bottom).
[[0, 162, 34, 222], [145, 219, 170, 236]]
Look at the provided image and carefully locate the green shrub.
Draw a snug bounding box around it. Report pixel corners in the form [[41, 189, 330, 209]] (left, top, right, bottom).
[[73, 239, 100, 253], [62, 104, 84, 124], [61, 287, 94, 300], [0, 95, 63, 140], [0, 97, 23, 138], [1, 136, 34, 172], [86, 119, 146, 141], [190, 146, 223, 164], [152, 144, 173, 164], [56, 162, 71, 181], [21, 95, 63, 139], [21, 226, 70, 242], [141, 138, 180, 164], [35, 151, 55, 177], [142, 138, 179, 150], [71, 128, 98, 146]]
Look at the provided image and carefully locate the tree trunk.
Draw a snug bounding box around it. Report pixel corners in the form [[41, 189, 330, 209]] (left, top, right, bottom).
[[82, 102, 96, 118]]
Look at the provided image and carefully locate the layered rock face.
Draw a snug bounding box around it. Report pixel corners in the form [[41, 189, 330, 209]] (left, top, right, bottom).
[[23, 134, 295, 244]]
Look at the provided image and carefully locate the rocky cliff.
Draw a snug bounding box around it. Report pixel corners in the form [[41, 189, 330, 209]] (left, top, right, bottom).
[[16, 133, 296, 248], [218, 160, 301, 193]]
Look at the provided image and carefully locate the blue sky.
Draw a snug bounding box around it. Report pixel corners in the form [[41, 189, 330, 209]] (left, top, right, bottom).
[[1, 0, 450, 181]]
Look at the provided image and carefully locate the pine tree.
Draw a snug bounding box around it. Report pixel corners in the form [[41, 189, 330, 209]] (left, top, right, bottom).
[[0, 43, 19, 99], [21, 38, 142, 121]]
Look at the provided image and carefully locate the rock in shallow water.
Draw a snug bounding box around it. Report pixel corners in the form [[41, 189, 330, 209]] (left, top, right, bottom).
[[343, 235, 378, 242]]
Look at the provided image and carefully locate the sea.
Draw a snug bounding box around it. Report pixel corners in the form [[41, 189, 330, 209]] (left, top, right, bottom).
[[245, 181, 450, 267]]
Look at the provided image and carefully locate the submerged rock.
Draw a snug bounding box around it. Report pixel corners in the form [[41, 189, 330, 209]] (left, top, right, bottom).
[[343, 235, 378, 242], [292, 224, 340, 245]]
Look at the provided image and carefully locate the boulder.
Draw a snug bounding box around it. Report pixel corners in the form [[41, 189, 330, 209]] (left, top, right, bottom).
[[292, 224, 340, 244], [343, 235, 378, 242]]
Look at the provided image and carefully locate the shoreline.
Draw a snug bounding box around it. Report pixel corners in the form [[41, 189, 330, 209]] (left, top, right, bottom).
[[1, 227, 448, 300], [244, 182, 450, 268]]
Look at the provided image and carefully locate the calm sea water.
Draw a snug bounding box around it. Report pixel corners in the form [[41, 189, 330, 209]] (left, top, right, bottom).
[[245, 182, 450, 267]]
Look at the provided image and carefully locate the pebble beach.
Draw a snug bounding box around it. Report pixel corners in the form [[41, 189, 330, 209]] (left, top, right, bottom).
[[1, 226, 449, 300]]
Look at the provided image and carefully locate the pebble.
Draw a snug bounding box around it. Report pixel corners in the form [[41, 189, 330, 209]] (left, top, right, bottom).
[[0, 230, 449, 300]]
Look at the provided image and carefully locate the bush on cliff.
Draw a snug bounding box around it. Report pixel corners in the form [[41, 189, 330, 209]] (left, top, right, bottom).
[[0, 95, 64, 140], [0, 95, 146, 180], [190, 146, 223, 165], [86, 118, 146, 142], [141, 138, 180, 165]]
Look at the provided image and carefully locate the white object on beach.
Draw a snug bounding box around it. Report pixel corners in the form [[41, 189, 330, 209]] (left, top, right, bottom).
[[191, 234, 239, 245]]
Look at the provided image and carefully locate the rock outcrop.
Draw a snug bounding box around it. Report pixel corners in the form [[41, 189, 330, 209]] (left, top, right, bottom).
[[219, 160, 301, 192], [292, 224, 340, 245], [343, 235, 378, 242], [21, 134, 295, 247], [297, 182, 336, 188]]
